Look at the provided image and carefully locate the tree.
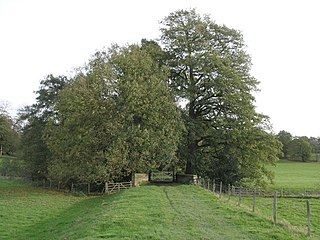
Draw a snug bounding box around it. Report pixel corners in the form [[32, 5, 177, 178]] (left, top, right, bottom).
[[307, 137, 320, 160], [287, 137, 312, 162], [0, 114, 18, 156], [19, 75, 68, 179], [111, 43, 184, 173], [276, 130, 292, 158], [0, 102, 19, 156], [44, 43, 184, 183], [160, 9, 281, 185]]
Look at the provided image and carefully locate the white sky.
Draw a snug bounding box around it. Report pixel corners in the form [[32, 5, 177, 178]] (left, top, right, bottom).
[[0, 0, 319, 137]]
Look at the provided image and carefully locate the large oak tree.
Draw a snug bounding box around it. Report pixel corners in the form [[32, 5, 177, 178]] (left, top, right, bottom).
[[161, 9, 281, 185]]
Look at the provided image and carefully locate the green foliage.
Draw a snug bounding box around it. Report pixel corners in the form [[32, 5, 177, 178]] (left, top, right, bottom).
[[44, 43, 184, 183], [0, 180, 308, 239], [111, 43, 184, 172], [0, 156, 26, 176], [276, 130, 292, 158], [160, 9, 281, 185], [0, 113, 19, 155], [306, 137, 320, 158], [44, 64, 123, 183], [19, 75, 69, 180], [18, 9, 285, 187], [287, 138, 312, 162], [277, 131, 319, 162]]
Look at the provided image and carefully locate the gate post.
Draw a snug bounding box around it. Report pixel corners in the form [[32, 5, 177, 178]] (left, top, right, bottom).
[[105, 182, 108, 194]]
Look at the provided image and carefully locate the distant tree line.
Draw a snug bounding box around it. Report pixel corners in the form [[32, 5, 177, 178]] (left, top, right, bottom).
[[277, 130, 320, 162], [3, 9, 284, 187]]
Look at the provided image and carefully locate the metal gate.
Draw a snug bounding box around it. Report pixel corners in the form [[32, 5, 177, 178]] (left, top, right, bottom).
[[150, 171, 174, 183]]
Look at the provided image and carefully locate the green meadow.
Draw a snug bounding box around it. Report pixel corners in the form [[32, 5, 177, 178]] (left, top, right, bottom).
[[0, 179, 309, 240], [0, 159, 319, 239], [269, 159, 320, 191]]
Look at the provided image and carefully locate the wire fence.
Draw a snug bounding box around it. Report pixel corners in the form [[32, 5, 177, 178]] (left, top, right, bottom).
[[196, 178, 320, 238], [196, 178, 320, 198]]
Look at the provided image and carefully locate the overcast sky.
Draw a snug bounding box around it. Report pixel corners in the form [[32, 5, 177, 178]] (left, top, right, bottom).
[[1, 0, 319, 137]]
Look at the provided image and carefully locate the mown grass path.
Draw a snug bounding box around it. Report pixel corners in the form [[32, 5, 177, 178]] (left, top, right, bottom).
[[0, 180, 308, 239]]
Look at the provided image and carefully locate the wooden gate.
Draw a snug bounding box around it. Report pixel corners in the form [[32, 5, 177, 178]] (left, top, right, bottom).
[[105, 181, 132, 193], [150, 171, 174, 183]]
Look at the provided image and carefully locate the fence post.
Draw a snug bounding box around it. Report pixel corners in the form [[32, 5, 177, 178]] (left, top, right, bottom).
[[228, 184, 231, 201], [238, 186, 242, 206], [212, 179, 215, 192], [252, 188, 256, 212], [273, 192, 277, 225], [219, 181, 222, 198], [306, 200, 311, 237]]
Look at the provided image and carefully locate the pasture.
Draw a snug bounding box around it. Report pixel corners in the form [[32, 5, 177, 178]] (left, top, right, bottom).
[[0, 179, 309, 239], [225, 195, 320, 238], [269, 159, 320, 191]]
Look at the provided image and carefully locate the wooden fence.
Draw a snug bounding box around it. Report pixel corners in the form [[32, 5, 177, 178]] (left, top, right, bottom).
[[1, 177, 134, 195], [197, 178, 319, 238], [105, 181, 133, 193]]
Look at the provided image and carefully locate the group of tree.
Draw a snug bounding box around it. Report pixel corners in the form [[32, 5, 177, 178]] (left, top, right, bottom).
[[19, 9, 282, 187], [277, 130, 320, 162]]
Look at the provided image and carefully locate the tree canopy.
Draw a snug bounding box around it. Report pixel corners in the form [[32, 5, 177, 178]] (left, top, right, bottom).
[[44, 43, 184, 183], [160, 9, 281, 185], [0, 102, 19, 156], [18, 9, 283, 187], [19, 75, 68, 179], [276, 130, 317, 162]]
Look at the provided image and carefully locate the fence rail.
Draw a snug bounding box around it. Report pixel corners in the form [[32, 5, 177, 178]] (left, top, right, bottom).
[[0, 176, 134, 195], [197, 178, 320, 198], [196, 177, 320, 238]]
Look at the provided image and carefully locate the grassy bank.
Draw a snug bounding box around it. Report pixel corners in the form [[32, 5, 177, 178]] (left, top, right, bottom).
[[0, 179, 308, 239]]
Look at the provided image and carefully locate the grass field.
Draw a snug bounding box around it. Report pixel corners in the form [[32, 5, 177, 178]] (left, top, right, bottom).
[[226, 195, 320, 238], [269, 160, 320, 191], [0, 179, 310, 239]]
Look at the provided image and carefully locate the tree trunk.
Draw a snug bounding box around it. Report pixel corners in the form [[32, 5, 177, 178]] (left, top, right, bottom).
[[186, 130, 196, 174], [186, 158, 193, 174], [186, 90, 197, 174]]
